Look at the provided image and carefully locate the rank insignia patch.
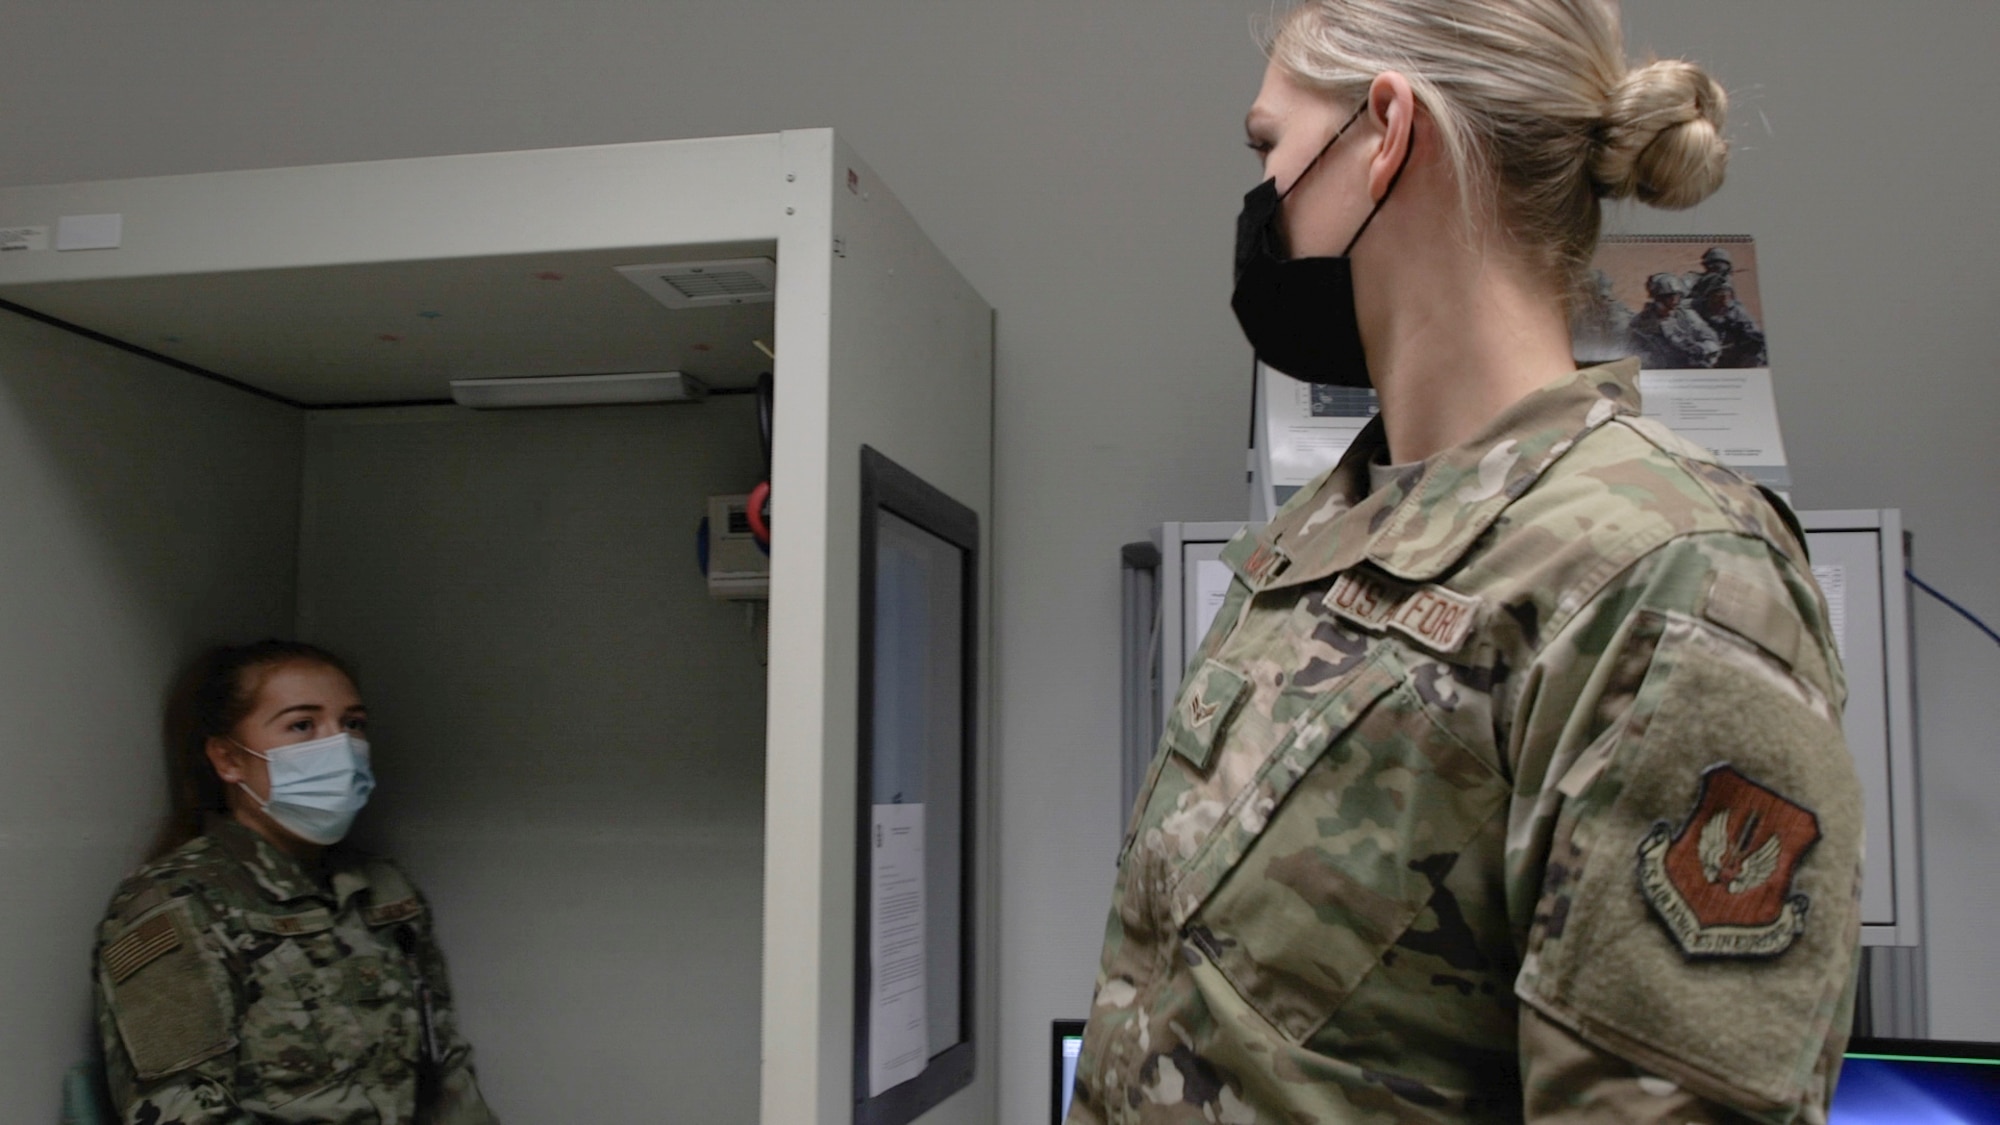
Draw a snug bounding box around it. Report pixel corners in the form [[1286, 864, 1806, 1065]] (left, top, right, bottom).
[[1169, 660, 1248, 770], [1638, 764, 1821, 959], [1187, 692, 1220, 729]]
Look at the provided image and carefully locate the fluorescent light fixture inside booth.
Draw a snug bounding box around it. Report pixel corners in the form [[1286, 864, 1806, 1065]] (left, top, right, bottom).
[[449, 371, 709, 409]]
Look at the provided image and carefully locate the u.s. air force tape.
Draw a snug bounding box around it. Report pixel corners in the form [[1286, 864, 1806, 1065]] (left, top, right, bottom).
[[1324, 570, 1481, 654]]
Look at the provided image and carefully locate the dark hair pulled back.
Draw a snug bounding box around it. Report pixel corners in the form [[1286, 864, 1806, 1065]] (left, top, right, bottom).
[[151, 639, 358, 860]]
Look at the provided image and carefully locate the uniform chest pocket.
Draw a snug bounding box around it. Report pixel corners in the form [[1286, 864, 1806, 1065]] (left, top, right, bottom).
[[241, 909, 375, 1102], [1174, 656, 1509, 1044], [1116, 658, 1252, 870]]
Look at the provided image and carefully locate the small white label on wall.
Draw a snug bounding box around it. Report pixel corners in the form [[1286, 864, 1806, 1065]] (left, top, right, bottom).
[[0, 225, 49, 252], [56, 213, 122, 251]]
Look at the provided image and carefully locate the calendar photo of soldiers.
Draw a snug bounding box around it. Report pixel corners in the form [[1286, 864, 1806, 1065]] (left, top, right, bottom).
[[1631, 271, 1721, 369], [1576, 236, 1769, 369], [1690, 247, 1769, 366], [1570, 269, 1637, 365]]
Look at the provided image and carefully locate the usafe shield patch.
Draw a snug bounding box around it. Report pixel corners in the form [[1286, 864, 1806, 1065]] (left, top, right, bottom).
[[1637, 764, 1822, 959], [103, 912, 182, 984], [1324, 569, 1481, 654]]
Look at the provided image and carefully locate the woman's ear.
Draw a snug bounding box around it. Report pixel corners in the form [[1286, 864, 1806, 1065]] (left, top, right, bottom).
[[205, 737, 244, 785], [1366, 70, 1418, 201]]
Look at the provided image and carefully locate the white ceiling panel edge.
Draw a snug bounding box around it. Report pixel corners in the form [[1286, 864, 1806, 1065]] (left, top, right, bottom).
[[0, 132, 786, 285]]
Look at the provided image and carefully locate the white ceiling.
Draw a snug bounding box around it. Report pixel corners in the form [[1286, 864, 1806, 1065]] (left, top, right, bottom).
[[0, 241, 779, 405]]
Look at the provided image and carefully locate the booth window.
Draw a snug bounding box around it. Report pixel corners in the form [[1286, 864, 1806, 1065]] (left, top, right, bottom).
[[853, 445, 978, 1125]]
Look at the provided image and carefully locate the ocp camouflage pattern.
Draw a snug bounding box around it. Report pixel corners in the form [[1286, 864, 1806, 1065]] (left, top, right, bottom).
[[1070, 360, 1863, 1125], [93, 818, 498, 1123]]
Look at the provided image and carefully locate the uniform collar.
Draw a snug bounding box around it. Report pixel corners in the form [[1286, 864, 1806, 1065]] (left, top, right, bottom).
[[206, 816, 371, 909], [1227, 358, 1642, 589]]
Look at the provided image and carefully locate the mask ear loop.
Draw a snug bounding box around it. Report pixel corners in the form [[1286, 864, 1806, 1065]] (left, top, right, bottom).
[[227, 736, 272, 762], [225, 736, 275, 810], [1339, 102, 1417, 256], [1278, 100, 1370, 202]]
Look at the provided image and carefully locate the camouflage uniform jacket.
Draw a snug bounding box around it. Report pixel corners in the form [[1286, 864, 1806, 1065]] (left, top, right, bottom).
[[1071, 360, 1862, 1124], [93, 818, 498, 1124]]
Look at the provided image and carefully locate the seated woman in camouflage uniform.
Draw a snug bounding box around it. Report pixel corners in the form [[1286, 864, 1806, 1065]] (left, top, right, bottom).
[[1070, 2, 1861, 1123], [94, 640, 498, 1123]]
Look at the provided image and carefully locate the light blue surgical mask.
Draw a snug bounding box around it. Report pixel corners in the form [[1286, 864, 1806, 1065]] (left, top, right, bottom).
[[232, 731, 375, 845]]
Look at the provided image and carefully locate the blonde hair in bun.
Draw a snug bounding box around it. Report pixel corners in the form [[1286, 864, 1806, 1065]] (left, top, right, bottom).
[[1267, 0, 1728, 296], [1592, 59, 1729, 209]]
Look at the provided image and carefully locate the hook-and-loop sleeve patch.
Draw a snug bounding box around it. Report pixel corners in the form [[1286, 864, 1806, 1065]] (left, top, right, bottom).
[[100, 899, 236, 1081], [1518, 615, 1861, 1112]]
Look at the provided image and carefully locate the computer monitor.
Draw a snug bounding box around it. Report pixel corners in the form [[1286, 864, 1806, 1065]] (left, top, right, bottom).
[[1052, 1019, 1086, 1125], [1046, 1030, 1999, 1123], [1835, 1037, 2000, 1123]]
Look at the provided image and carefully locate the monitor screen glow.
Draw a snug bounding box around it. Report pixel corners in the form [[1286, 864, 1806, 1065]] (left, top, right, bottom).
[[1052, 1020, 1085, 1125], [1046, 1033, 2000, 1123], [1833, 1039, 2000, 1124]]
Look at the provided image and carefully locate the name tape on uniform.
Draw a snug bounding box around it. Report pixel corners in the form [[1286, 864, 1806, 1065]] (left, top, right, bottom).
[[1242, 542, 1292, 585], [365, 898, 424, 927], [1325, 570, 1481, 654]]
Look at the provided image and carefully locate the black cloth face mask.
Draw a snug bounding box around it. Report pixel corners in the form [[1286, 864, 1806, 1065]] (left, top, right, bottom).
[[1231, 100, 1410, 388]]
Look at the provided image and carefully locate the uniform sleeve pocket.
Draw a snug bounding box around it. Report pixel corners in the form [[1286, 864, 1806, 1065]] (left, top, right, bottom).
[[101, 900, 236, 1081], [1178, 658, 1509, 1043], [1518, 615, 1862, 1112]]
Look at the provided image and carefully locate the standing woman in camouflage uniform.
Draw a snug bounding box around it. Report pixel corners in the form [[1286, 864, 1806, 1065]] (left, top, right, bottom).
[[1072, 2, 1862, 1123], [94, 641, 498, 1123]]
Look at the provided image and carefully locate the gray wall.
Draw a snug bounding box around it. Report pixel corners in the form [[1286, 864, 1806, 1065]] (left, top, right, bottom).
[[3, 2, 1996, 1121], [0, 312, 301, 1118], [297, 400, 768, 1123]]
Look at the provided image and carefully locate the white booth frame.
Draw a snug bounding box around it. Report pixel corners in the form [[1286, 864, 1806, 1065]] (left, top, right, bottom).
[[0, 128, 997, 1125]]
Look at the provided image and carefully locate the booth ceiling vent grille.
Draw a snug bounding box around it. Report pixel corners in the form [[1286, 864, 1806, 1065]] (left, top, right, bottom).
[[615, 257, 777, 309]]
